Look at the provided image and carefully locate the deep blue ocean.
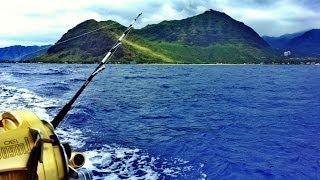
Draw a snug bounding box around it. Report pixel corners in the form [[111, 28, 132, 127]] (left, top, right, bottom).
[[1, 64, 320, 179]]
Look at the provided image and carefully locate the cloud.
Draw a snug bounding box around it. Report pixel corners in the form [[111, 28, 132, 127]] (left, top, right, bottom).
[[0, 0, 319, 47], [209, 0, 320, 36]]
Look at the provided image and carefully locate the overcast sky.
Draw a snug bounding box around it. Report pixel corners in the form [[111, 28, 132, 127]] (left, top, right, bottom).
[[0, 0, 319, 47]]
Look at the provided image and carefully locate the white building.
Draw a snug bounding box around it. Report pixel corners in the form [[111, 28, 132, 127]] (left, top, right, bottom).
[[284, 51, 291, 57]]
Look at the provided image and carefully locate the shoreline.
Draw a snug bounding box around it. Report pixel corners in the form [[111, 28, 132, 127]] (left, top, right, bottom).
[[1, 62, 319, 66]]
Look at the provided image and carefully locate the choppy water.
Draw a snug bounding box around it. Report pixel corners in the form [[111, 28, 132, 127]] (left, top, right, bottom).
[[0, 64, 320, 179]]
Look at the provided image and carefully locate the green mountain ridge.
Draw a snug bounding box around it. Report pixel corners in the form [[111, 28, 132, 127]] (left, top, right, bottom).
[[36, 10, 279, 64]]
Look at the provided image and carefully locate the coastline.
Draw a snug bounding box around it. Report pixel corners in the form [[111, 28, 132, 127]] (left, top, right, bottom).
[[1, 62, 319, 65]]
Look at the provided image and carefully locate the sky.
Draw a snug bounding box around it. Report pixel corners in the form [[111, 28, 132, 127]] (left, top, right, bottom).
[[0, 0, 319, 47]]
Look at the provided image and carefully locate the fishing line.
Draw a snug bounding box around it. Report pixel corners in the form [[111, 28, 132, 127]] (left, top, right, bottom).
[[16, 22, 118, 61], [53, 23, 118, 46]]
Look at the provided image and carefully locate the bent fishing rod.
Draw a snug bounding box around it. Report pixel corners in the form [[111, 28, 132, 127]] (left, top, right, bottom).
[[51, 13, 142, 128]]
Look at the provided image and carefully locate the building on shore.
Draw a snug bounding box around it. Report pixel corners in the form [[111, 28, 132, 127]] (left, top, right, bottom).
[[284, 51, 291, 57]]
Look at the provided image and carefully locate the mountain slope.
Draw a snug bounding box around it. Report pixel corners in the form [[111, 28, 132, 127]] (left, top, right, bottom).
[[140, 10, 269, 48], [0, 45, 51, 62], [263, 31, 306, 49], [287, 29, 320, 56], [39, 20, 127, 63], [36, 10, 278, 64]]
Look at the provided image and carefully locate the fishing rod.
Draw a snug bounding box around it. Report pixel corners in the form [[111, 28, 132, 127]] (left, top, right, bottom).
[[51, 13, 142, 128]]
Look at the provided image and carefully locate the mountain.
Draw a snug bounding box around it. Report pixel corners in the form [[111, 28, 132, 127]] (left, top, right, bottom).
[[0, 45, 51, 62], [286, 29, 320, 56], [263, 31, 306, 49], [36, 10, 278, 64], [263, 29, 320, 56], [43, 19, 126, 63]]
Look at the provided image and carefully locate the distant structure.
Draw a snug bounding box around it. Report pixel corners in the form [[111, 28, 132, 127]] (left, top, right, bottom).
[[284, 51, 291, 57]]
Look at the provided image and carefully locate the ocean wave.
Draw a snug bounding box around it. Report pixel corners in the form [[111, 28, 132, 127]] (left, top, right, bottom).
[[0, 86, 59, 120], [0, 72, 16, 82], [11, 68, 75, 77], [41, 82, 71, 91], [55, 126, 88, 148], [83, 144, 204, 180], [124, 75, 172, 80], [57, 126, 205, 179], [65, 77, 86, 83], [84, 145, 159, 179]]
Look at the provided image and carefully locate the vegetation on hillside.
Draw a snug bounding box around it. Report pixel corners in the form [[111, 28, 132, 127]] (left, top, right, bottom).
[[35, 10, 281, 64]]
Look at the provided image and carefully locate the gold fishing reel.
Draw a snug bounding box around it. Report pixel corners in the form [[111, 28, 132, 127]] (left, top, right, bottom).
[[0, 110, 92, 180]]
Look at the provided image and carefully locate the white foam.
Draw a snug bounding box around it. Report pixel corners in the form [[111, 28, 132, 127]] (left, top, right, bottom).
[[83, 144, 160, 180], [200, 172, 207, 180], [199, 163, 207, 180], [0, 85, 87, 153], [0, 72, 16, 82], [55, 127, 87, 148], [81, 143, 203, 179], [0, 86, 58, 121]]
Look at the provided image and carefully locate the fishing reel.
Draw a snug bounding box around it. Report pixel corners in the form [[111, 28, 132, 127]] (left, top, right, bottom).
[[0, 110, 92, 180]]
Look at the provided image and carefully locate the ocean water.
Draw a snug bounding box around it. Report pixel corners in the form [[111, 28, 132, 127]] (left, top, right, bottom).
[[0, 64, 320, 179]]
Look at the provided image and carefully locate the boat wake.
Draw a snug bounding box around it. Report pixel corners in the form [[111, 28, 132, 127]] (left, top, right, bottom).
[[0, 85, 58, 120], [57, 125, 205, 179], [0, 72, 16, 83], [0, 85, 206, 179]]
